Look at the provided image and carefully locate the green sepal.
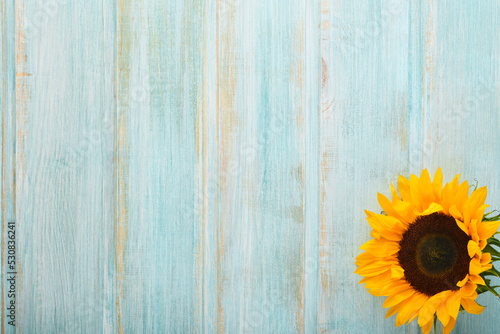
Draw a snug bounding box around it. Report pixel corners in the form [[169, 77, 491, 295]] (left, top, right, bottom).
[[482, 211, 500, 222], [483, 244, 500, 259], [487, 237, 500, 249], [470, 179, 479, 191], [476, 281, 500, 299], [478, 268, 500, 299], [481, 266, 500, 279]]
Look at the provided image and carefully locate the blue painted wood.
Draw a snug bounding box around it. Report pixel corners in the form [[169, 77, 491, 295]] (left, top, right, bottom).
[[320, 1, 415, 332], [1, 0, 499, 333], [1, 1, 17, 332], [3, 1, 116, 333]]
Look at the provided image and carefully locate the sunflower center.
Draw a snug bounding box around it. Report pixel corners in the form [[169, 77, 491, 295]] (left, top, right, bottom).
[[416, 234, 457, 276], [398, 212, 471, 296]]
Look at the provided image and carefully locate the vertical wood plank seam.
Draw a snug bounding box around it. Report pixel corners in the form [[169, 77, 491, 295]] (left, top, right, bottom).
[[115, 1, 129, 333], [14, 0, 28, 331], [199, 1, 207, 331], [0, 1, 9, 332], [215, 1, 223, 332], [102, 0, 117, 332]]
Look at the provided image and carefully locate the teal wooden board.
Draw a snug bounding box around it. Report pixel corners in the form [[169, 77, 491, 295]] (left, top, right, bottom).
[[1, 0, 500, 333]]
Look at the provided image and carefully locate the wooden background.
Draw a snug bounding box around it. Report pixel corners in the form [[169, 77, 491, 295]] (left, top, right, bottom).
[[2, 0, 500, 333]]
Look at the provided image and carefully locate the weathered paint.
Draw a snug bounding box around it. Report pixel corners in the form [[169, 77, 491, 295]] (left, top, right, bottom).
[[1, 1, 500, 333]]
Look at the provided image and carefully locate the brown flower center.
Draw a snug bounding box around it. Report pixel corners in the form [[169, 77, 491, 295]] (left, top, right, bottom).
[[397, 212, 471, 296]]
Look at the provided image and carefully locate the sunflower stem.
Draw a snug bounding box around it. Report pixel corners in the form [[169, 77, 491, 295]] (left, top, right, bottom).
[[433, 314, 437, 334]]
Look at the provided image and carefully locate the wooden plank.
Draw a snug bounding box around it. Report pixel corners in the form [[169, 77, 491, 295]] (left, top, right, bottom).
[[304, 0, 321, 333], [9, 1, 116, 332], [1, 0, 16, 331], [212, 1, 315, 333], [115, 0, 205, 332], [319, 0, 414, 332], [419, 1, 500, 332]]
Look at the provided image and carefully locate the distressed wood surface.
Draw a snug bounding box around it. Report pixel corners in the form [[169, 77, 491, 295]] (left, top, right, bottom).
[[1, 0, 500, 333]]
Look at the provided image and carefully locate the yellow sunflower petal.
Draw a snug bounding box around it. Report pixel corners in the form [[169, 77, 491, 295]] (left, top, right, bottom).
[[480, 252, 492, 266], [442, 174, 461, 212], [468, 240, 481, 258], [359, 238, 400, 257], [354, 262, 394, 277], [461, 298, 485, 315], [470, 258, 486, 276], [388, 183, 415, 224], [366, 213, 406, 239], [381, 279, 411, 295], [359, 271, 398, 296], [460, 281, 477, 297], [390, 183, 401, 200], [432, 168, 443, 201], [394, 293, 428, 327], [418, 290, 451, 326], [445, 292, 461, 319], [477, 220, 500, 241], [469, 274, 486, 286], [364, 209, 376, 218], [463, 187, 488, 223], [418, 169, 435, 208], [355, 251, 394, 266], [443, 317, 456, 334], [456, 274, 469, 287], [454, 181, 470, 212], [436, 303, 451, 327], [391, 200, 415, 224], [471, 204, 490, 224], [469, 219, 480, 242], [407, 312, 419, 325], [416, 202, 443, 216], [383, 288, 416, 308], [455, 219, 469, 236], [385, 304, 400, 319], [377, 193, 407, 223], [448, 205, 463, 220], [482, 263, 493, 271], [410, 174, 423, 211], [398, 175, 412, 202], [421, 318, 434, 334], [390, 265, 405, 279]]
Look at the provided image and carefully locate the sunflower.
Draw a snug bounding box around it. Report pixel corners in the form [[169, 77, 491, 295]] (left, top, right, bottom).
[[355, 169, 500, 334]]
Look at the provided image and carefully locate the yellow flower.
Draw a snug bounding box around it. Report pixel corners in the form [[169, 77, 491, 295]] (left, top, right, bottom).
[[355, 169, 500, 334]]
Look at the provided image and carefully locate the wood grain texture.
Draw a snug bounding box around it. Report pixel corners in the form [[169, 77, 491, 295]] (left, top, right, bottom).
[[1, 0, 500, 333]]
